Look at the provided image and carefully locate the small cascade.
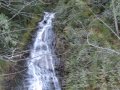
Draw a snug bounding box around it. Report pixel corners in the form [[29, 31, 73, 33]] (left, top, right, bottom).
[[24, 12, 61, 90]]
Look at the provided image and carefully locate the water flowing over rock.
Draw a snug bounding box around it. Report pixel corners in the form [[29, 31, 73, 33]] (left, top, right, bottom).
[[24, 12, 61, 90]]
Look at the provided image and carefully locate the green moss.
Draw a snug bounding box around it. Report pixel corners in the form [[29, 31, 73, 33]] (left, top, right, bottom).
[[0, 60, 13, 90], [0, 60, 11, 73], [19, 15, 39, 49], [88, 20, 120, 49]]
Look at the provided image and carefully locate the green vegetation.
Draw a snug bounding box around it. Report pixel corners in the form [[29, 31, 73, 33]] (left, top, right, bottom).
[[0, 14, 18, 52], [0, 0, 120, 90], [54, 0, 120, 90]]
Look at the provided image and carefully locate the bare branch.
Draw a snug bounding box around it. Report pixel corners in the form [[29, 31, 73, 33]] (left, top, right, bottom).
[[112, 0, 119, 35], [89, 8, 120, 40], [87, 32, 120, 55], [0, 0, 36, 26]]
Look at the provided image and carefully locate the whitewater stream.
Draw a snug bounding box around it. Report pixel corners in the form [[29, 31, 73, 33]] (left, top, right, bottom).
[[24, 12, 61, 90]]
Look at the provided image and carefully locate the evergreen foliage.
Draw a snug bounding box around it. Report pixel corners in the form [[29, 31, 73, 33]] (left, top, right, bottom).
[[0, 0, 120, 90], [0, 13, 18, 52], [54, 0, 120, 90]]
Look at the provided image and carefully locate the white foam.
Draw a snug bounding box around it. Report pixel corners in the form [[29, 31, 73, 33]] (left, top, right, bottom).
[[26, 12, 61, 90]]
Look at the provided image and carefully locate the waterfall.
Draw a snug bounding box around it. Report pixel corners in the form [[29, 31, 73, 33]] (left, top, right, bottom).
[[24, 12, 61, 90]]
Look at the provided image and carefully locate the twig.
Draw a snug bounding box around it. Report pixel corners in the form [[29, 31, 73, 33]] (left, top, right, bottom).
[[89, 8, 120, 40], [87, 32, 120, 55], [0, 0, 35, 26], [0, 68, 27, 77], [0, 28, 34, 35], [112, 0, 119, 35], [1, 3, 40, 19], [39, 0, 54, 4]]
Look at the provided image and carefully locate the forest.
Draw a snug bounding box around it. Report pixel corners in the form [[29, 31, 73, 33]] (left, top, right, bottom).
[[0, 0, 120, 90]]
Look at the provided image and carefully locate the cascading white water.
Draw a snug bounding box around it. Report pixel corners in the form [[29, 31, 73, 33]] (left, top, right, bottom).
[[25, 12, 61, 90]]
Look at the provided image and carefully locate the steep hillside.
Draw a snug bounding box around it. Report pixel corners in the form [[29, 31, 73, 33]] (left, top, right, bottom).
[[0, 0, 120, 90]]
